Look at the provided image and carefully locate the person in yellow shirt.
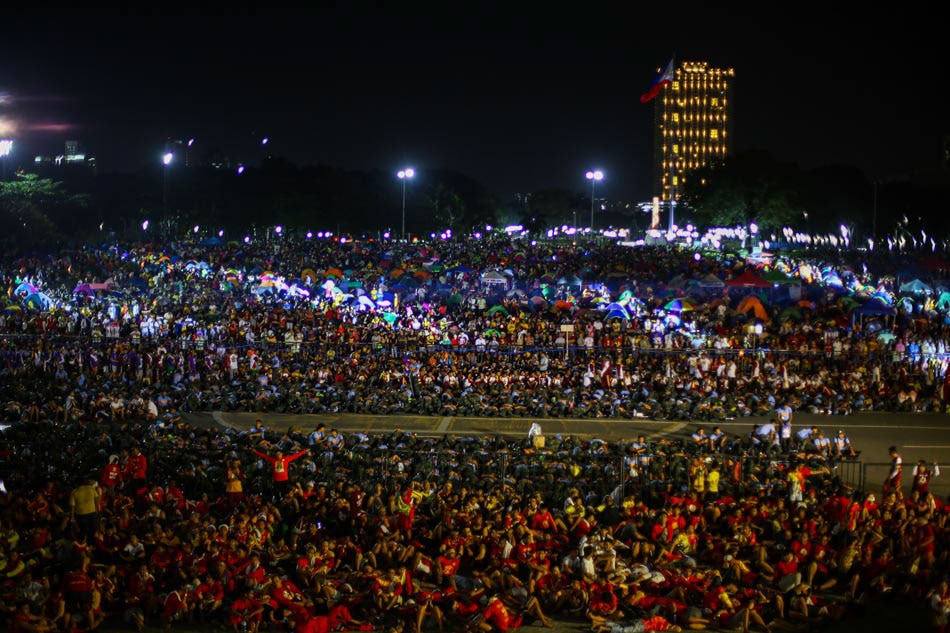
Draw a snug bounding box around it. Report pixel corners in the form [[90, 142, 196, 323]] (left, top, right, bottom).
[[706, 462, 721, 500], [69, 478, 101, 540]]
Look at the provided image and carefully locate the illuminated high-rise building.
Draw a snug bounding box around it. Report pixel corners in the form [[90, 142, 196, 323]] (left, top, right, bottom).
[[651, 60, 735, 205]]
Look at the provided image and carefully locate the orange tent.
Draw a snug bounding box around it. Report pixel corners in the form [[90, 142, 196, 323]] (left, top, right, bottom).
[[736, 295, 769, 321]]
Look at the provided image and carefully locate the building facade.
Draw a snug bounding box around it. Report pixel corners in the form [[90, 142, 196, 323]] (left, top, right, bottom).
[[652, 61, 735, 204]]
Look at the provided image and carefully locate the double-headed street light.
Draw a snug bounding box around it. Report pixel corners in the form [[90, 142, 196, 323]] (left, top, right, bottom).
[[585, 170, 604, 234], [397, 167, 415, 241]]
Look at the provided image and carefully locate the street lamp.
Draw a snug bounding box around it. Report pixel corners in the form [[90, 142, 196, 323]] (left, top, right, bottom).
[[0, 139, 12, 181], [397, 167, 415, 240], [162, 152, 174, 220], [585, 170, 604, 234]]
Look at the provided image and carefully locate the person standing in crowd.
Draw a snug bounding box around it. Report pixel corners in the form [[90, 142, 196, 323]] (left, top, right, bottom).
[[68, 477, 101, 540], [128, 447, 148, 492], [884, 445, 904, 501], [776, 401, 794, 452], [252, 446, 309, 502], [912, 459, 940, 498]]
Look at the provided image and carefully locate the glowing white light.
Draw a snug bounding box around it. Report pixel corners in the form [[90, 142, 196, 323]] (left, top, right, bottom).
[[586, 170, 604, 181], [275, 225, 282, 234], [306, 231, 313, 239], [397, 168, 415, 179], [0, 139, 13, 157], [162, 152, 174, 166], [187, 138, 195, 147], [262, 137, 269, 145], [749, 222, 758, 235], [237, 165, 245, 175], [193, 225, 200, 233], [142, 220, 149, 231], [244, 236, 251, 243], [218, 230, 224, 237]]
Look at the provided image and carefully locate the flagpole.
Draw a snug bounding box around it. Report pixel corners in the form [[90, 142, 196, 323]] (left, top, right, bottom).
[[668, 56, 676, 235]]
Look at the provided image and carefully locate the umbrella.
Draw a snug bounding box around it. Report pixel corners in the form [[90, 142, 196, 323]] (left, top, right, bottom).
[[877, 331, 897, 344], [664, 298, 698, 312], [486, 305, 509, 316], [484, 328, 503, 337], [301, 268, 318, 283], [325, 268, 344, 279], [554, 300, 574, 311], [15, 282, 37, 295], [605, 309, 629, 320]]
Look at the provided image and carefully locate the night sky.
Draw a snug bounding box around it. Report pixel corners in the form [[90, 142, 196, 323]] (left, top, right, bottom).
[[0, 6, 946, 201]]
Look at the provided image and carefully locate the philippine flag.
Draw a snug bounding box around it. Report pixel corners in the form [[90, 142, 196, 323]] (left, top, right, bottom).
[[640, 58, 675, 103]]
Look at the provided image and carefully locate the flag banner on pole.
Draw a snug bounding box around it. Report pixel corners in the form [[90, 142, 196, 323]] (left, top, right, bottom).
[[640, 58, 675, 103]]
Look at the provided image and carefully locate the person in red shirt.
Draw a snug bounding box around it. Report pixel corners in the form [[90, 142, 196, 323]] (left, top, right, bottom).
[[129, 447, 148, 491], [99, 455, 122, 508], [229, 586, 265, 633], [252, 447, 309, 501], [160, 582, 191, 632]]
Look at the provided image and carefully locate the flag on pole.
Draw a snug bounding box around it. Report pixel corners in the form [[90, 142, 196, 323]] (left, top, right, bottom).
[[640, 58, 675, 103]]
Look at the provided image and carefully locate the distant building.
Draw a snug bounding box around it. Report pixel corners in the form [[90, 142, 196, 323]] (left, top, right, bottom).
[[33, 140, 97, 174], [651, 60, 735, 204]]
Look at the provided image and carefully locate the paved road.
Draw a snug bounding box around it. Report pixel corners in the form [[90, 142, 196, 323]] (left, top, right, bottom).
[[183, 410, 950, 499]]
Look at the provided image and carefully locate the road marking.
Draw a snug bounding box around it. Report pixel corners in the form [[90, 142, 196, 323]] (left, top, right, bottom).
[[212, 411, 231, 428], [436, 417, 453, 433], [653, 422, 687, 438]]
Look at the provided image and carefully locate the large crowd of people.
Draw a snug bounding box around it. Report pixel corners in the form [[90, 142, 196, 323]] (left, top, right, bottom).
[[0, 406, 946, 633], [0, 234, 949, 633], [2, 235, 950, 427]]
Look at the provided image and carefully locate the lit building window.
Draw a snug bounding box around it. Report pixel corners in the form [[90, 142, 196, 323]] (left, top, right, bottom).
[[710, 129, 719, 139], [672, 113, 680, 122], [673, 144, 679, 154]]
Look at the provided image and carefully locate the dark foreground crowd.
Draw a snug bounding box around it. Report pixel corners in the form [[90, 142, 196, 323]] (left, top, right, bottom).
[[1, 407, 949, 633]]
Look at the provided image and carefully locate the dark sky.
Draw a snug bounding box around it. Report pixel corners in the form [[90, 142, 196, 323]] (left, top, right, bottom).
[[0, 6, 946, 200]]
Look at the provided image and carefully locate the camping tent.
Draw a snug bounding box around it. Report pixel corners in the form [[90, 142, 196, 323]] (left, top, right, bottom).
[[735, 295, 769, 320]]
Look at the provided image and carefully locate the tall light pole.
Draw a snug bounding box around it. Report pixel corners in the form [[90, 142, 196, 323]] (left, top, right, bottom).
[[162, 152, 174, 225], [0, 140, 12, 181], [585, 170, 604, 234], [397, 167, 415, 241]]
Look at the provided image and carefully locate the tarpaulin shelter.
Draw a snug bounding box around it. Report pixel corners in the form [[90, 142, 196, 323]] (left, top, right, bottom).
[[726, 271, 771, 288]]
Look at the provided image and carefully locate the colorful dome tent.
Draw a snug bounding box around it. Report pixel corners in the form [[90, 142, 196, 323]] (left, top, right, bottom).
[[735, 295, 769, 321]]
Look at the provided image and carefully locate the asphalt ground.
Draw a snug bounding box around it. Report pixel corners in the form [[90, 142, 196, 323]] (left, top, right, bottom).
[[184, 409, 950, 499]]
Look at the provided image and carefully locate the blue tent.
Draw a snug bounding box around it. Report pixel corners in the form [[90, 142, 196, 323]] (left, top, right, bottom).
[[24, 292, 53, 311]]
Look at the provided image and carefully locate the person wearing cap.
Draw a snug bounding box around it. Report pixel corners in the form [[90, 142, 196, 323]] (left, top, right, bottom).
[[833, 430, 857, 459]]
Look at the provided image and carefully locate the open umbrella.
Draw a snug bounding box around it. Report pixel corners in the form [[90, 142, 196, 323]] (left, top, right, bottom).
[[15, 282, 37, 295], [484, 328, 503, 337], [664, 298, 698, 312], [486, 305, 509, 316]]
